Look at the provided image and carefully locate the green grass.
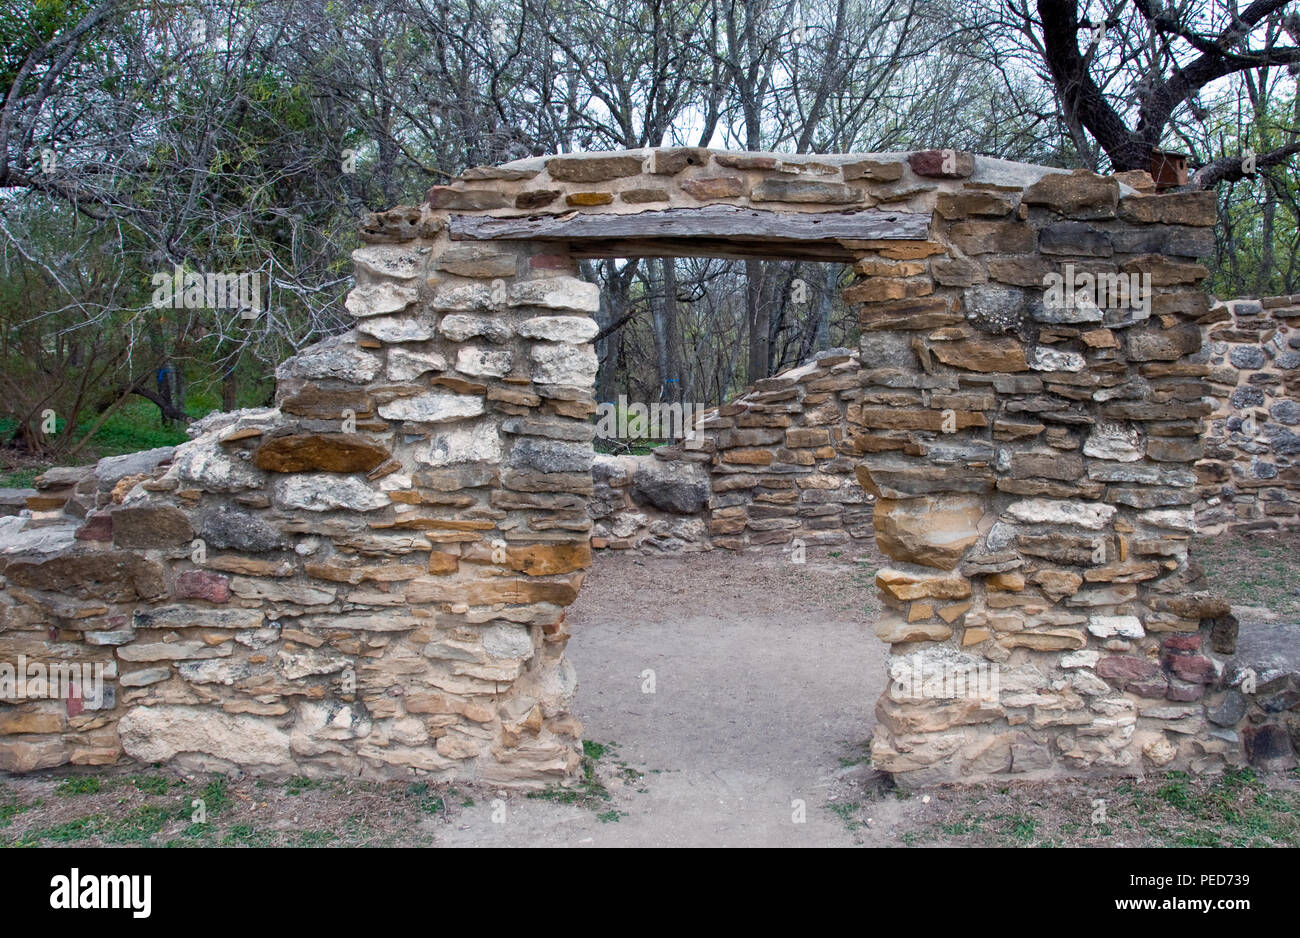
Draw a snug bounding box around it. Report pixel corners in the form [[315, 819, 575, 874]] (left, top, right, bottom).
[[1006, 814, 1037, 842], [75, 400, 191, 456], [197, 779, 231, 817], [55, 777, 102, 797], [939, 815, 984, 836], [1135, 767, 1300, 847], [285, 775, 329, 796], [127, 774, 172, 796], [827, 801, 864, 831], [0, 785, 27, 828], [528, 740, 617, 813], [837, 739, 872, 769], [904, 769, 1300, 847], [220, 824, 275, 847], [105, 805, 170, 844], [0, 465, 39, 487], [17, 815, 106, 844], [0, 391, 227, 485], [1198, 532, 1300, 616]]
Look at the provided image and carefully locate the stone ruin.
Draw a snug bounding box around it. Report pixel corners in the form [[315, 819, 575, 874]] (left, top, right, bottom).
[[591, 347, 874, 553], [1195, 294, 1300, 534], [1, 147, 1297, 785]]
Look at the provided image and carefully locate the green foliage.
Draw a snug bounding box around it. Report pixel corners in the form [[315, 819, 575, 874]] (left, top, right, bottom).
[[1202, 87, 1300, 297], [198, 778, 231, 817], [220, 824, 274, 846], [0, 0, 95, 91], [284, 775, 329, 796], [0, 784, 26, 828], [128, 774, 172, 796], [55, 776, 101, 796], [19, 815, 105, 844], [105, 805, 170, 844]]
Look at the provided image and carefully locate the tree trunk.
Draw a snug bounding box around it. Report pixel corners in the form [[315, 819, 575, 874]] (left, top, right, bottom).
[[745, 258, 768, 383], [222, 355, 239, 412], [651, 258, 682, 402]]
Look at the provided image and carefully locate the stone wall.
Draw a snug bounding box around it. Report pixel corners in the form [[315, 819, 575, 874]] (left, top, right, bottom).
[[594, 284, 1300, 553], [1195, 294, 1300, 534], [590, 348, 874, 552], [0, 146, 1270, 786]]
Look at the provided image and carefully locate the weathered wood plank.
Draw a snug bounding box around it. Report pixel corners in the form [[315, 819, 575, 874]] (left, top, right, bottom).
[[448, 204, 930, 243], [558, 237, 863, 262]]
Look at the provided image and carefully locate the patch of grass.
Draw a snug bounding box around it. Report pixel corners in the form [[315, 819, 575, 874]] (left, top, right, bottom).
[[419, 796, 445, 814], [528, 741, 618, 813], [596, 809, 624, 823], [0, 785, 28, 829], [55, 776, 102, 797], [0, 466, 40, 487], [1198, 531, 1300, 616], [837, 740, 872, 769], [1155, 773, 1193, 810], [1144, 767, 1300, 847], [71, 399, 190, 457], [196, 778, 231, 816], [221, 824, 275, 847], [295, 830, 337, 847], [105, 805, 170, 844], [1006, 814, 1037, 842], [940, 815, 983, 836], [20, 815, 106, 844], [827, 801, 864, 831], [128, 774, 171, 796], [903, 768, 1300, 848], [285, 775, 329, 796]]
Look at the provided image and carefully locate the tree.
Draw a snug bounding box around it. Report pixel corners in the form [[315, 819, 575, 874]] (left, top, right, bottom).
[[1024, 0, 1300, 184]]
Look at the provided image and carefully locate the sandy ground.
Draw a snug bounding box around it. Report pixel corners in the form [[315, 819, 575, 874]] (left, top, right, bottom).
[[436, 543, 900, 846]]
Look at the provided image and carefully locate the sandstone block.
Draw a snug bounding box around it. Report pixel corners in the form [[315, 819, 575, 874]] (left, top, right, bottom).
[[872, 496, 982, 570]]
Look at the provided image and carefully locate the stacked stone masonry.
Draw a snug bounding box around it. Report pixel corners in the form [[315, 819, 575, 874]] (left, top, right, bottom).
[[1195, 294, 1300, 534], [590, 348, 874, 552], [1, 146, 1291, 786]]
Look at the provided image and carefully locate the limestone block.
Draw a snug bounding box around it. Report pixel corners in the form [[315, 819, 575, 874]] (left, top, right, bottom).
[[118, 705, 292, 768], [345, 282, 417, 317]]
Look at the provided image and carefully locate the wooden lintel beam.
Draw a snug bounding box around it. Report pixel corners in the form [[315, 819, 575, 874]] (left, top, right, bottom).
[[558, 237, 861, 262], [447, 204, 931, 246]]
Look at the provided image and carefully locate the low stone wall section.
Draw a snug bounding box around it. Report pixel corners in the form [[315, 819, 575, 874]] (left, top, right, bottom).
[[1196, 294, 1300, 534]]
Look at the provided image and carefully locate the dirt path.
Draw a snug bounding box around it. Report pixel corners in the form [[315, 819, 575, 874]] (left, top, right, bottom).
[[436, 544, 900, 847]]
